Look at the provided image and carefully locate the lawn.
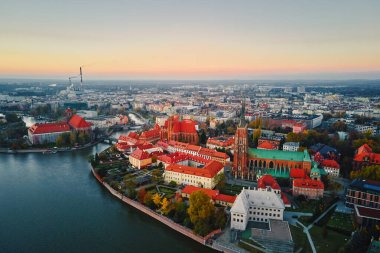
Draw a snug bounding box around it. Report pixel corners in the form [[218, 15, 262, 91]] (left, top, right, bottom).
[[221, 184, 244, 195], [310, 225, 350, 253], [289, 224, 311, 253], [327, 212, 354, 234], [291, 199, 317, 213]]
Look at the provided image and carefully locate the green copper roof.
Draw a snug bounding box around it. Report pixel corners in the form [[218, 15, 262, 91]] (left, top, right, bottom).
[[248, 148, 311, 162]]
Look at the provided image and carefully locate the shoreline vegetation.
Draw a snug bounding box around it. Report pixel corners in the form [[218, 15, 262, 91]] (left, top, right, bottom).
[[89, 164, 221, 250]]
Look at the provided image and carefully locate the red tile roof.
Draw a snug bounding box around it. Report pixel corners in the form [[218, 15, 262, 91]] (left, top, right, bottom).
[[165, 160, 223, 178], [206, 136, 234, 147], [182, 185, 218, 199], [130, 149, 151, 160], [159, 152, 210, 165], [293, 179, 324, 189], [181, 185, 236, 203], [258, 174, 281, 190], [164, 116, 197, 134], [68, 114, 91, 129], [354, 144, 380, 164], [168, 140, 229, 161], [115, 142, 130, 151], [290, 168, 307, 179], [257, 141, 277, 150], [281, 192, 291, 206], [214, 194, 237, 203], [321, 159, 340, 168], [29, 122, 70, 134], [139, 128, 160, 140]]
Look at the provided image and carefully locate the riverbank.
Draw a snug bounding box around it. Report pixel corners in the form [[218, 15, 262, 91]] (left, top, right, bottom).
[[90, 165, 222, 252], [0, 140, 107, 154]]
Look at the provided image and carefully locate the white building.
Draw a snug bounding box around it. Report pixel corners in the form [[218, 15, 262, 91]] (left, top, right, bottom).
[[355, 124, 377, 135], [230, 188, 285, 231], [283, 142, 300, 152]]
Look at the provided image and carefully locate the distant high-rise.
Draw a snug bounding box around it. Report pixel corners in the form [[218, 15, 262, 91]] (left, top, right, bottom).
[[297, 86, 305, 93]]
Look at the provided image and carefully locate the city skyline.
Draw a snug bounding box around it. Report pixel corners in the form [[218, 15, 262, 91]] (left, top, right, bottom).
[[1, 0, 380, 80]]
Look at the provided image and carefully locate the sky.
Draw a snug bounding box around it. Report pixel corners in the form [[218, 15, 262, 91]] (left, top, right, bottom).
[[1, 0, 380, 80]]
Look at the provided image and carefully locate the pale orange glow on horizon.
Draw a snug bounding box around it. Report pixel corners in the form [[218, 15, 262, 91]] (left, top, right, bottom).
[[1, 0, 380, 79]]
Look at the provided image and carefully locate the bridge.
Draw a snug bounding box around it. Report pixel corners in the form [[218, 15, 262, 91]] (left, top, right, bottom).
[[102, 137, 118, 145]]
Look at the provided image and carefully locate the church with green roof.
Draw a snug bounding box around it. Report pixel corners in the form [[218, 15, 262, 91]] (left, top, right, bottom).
[[246, 148, 312, 179]]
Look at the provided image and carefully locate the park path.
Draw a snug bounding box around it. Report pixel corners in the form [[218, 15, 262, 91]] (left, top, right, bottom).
[[297, 221, 317, 253], [295, 202, 338, 253]]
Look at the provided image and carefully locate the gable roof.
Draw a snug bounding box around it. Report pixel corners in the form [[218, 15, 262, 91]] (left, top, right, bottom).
[[68, 114, 91, 129], [29, 122, 70, 134]]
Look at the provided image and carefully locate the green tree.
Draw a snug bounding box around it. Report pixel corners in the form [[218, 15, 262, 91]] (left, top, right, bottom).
[[213, 208, 227, 229], [187, 191, 215, 227], [5, 113, 20, 123], [214, 173, 226, 191], [350, 165, 380, 181], [143, 192, 154, 208], [69, 132, 77, 146], [168, 181, 177, 188]]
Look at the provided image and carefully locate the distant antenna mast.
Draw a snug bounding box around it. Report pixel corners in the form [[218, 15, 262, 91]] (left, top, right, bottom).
[[80, 66, 83, 90]]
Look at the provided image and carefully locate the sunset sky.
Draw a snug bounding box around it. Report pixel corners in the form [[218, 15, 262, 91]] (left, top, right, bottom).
[[1, 0, 380, 80]]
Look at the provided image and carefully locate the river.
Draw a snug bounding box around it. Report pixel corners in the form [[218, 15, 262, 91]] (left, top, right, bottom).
[[0, 142, 214, 253]]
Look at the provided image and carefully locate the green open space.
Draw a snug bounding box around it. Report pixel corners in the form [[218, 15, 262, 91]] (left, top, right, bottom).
[[289, 224, 311, 253], [221, 183, 244, 195], [326, 212, 354, 235], [310, 225, 350, 253]]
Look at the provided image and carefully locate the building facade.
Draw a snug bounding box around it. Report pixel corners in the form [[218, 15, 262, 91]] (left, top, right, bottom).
[[321, 159, 340, 177], [283, 142, 300, 152], [163, 157, 224, 189], [233, 123, 248, 179], [352, 144, 380, 171], [293, 179, 324, 199], [230, 188, 285, 230], [28, 122, 71, 145], [159, 115, 199, 145]]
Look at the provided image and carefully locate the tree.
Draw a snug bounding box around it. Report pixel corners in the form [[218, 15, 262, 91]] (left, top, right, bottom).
[[350, 165, 380, 181], [194, 220, 211, 236], [213, 208, 227, 229], [214, 173, 226, 191], [143, 192, 154, 208], [69, 132, 77, 146], [125, 180, 137, 199], [331, 121, 347, 132], [187, 191, 215, 226], [5, 113, 20, 123], [252, 128, 261, 147], [137, 188, 147, 203], [168, 181, 177, 188], [226, 126, 235, 134], [200, 131, 207, 144], [56, 135, 65, 147], [153, 193, 161, 208], [161, 197, 174, 215]]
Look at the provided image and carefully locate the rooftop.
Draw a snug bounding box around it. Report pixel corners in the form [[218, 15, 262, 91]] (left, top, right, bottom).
[[248, 148, 311, 162]]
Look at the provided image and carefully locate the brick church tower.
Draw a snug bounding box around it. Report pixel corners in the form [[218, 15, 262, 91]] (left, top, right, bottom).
[[233, 97, 248, 179]]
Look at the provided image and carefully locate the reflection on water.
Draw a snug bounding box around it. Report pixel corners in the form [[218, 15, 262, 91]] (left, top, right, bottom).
[[0, 143, 212, 253]]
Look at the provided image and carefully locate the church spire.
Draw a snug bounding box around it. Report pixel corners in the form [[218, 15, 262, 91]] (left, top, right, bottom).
[[239, 95, 247, 127]]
